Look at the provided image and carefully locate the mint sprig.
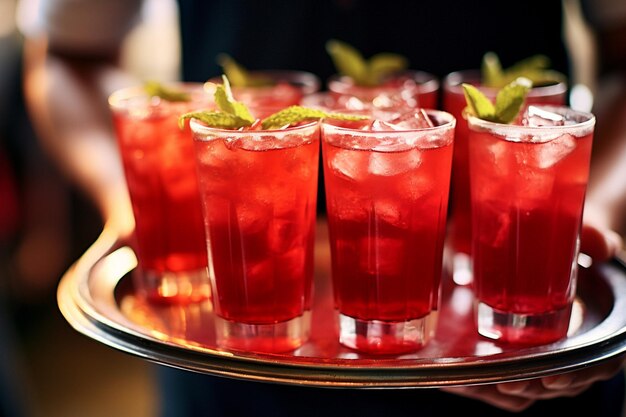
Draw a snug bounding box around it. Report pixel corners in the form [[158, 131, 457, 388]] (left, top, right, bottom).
[[179, 75, 369, 130], [261, 106, 368, 130], [481, 52, 566, 88], [463, 78, 532, 124], [144, 81, 190, 102], [326, 39, 408, 87], [217, 54, 273, 88]]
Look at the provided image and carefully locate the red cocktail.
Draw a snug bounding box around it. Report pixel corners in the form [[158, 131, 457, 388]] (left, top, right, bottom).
[[328, 70, 439, 111], [443, 70, 567, 285], [322, 110, 455, 354], [191, 119, 319, 353], [468, 105, 594, 345], [109, 84, 211, 304]]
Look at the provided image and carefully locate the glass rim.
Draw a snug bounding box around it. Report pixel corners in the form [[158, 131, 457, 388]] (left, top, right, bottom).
[[321, 109, 456, 136], [467, 105, 595, 138], [190, 119, 320, 141], [443, 69, 568, 98], [108, 82, 208, 111], [328, 70, 440, 95]]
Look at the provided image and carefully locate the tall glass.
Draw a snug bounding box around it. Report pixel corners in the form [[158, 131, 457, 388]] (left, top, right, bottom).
[[191, 120, 319, 353], [443, 70, 567, 285], [322, 110, 455, 354], [327, 70, 440, 110], [109, 83, 211, 304], [467, 105, 594, 345], [206, 70, 320, 117]]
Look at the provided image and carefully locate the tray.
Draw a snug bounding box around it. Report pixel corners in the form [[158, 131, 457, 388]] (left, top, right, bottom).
[[57, 222, 626, 388]]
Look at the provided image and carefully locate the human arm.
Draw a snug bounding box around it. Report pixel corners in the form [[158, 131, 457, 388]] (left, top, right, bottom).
[[22, 0, 144, 236]]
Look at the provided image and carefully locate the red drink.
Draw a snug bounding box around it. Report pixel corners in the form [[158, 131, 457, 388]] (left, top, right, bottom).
[[468, 105, 594, 345], [191, 120, 319, 352], [322, 110, 455, 354], [109, 84, 211, 304], [207, 70, 320, 117], [443, 70, 567, 285], [328, 70, 439, 111]]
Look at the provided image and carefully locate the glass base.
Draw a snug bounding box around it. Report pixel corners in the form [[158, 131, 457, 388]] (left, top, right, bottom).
[[136, 268, 210, 304], [477, 302, 573, 345], [339, 312, 437, 355], [215, 312, 311, 353], [452, 252, 473, 286]]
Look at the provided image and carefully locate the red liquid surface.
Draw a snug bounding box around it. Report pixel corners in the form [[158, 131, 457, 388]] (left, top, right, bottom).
[[194, 128, 319, 324], [443, 79, 566, 255], [322, 131, 453, 322], [469, 129, 592, 315], [113, 103, 208, 278]]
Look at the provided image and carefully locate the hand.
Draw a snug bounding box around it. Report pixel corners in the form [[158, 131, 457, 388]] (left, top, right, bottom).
[[581, 204, 624, 262], [441, 355, 625, 412]]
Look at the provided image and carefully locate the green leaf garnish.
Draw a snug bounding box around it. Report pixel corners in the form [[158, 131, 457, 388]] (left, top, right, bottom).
[[260, 105, 368, 130], [214, 75, 255, 123], [144, 81, 191, 102], [481, 52, 565, 88], [326, 39, 408, 87], [463, 78, 532, 124], [180, 75, 368, 131], [178, 111, 254, 130], [217, 54, 274, 88]]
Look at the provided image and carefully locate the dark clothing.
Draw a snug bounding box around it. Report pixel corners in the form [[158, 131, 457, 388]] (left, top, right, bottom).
[[178, 0, 570, 85]]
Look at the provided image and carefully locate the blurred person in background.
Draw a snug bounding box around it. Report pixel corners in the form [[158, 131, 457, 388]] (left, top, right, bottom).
[[21, 0, 626, 416]]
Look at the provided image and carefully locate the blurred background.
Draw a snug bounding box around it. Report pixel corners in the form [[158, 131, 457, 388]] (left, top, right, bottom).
[[0, 0, 180, 415], [0, 0, 625, 416]]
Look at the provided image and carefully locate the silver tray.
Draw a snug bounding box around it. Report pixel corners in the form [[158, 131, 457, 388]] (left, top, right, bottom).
[[57, 223, 626, 388]]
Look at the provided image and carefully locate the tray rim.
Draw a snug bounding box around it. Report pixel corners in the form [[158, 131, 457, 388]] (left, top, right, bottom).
[[57, 227, 626, 388]]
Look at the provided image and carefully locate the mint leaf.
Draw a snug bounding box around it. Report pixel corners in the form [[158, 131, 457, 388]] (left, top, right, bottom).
[[462, 84, 496, 121], [178, 111, 253, 130], [261, 105, 368, 130], [217, 54, 274, 87], [481, 52, 504, 89], [481, 53, 565, 88], [144, 81, 190, 102], [326, 39, 408, 87], [463, 78, 532, 124], [214, 76, 255, 123], [367, 53, 409, 86], [326, 39, 368, 85], [494, 78, 532, 123]]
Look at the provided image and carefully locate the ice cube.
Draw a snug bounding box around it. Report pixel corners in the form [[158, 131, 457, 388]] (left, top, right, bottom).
[[368, 149, 422, 176], [388, 109, 435, 129], [517, 134, 577, 169], [522, 106, 565, 127], [330, 149, 368, 181], [276, 246, 306, 279], [373, 199, 406, 229], [369, 119, 403, 131]]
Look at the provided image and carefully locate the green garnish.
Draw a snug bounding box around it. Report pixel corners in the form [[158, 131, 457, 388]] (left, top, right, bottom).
[[260, 106, 368, 130], [481, 52, 566, 88], [463, 77, 532, 124], [144, 81, 190, 102], [217, 54, 273, 87], [326, 39, 408, 87], [179, 75, 368, 130]]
